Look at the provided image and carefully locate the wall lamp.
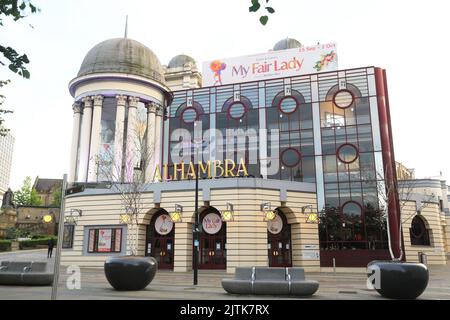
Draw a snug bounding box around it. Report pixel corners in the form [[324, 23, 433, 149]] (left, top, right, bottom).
[[170, 204, 183, 223], [221, 203, 234, 222], [65, 208, 83, 225], [301, 205, 319, 224], [261, 202, 277, 221]]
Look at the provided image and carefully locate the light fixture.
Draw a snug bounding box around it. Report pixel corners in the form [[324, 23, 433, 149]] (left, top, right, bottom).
[[43, 214, 53, 223], [64, 208, 83, 225], [221, 203, 234, 222], [170, 204, 183, 223], [119, 214, 131, 224], [261, 202, 277, 221], [302, 205, 319, 224]]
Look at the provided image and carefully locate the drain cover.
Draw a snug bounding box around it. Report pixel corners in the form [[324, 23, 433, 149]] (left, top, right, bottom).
[[338, 291, 358, 294]]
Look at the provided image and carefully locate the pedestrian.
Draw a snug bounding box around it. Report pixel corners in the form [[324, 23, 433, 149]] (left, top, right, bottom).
[[47, 238, 55, 258]]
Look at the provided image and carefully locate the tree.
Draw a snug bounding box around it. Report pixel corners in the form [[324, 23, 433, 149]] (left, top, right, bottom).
[[14, 176, 42, 206], [95, 104, 154, 255], [0, 0, 39, 78], [249, 0, 275, 25], [51, 187, 61, 207]]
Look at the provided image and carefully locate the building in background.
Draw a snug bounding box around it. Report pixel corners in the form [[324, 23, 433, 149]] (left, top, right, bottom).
[[33, 177, 62, 206], [61, 36, 450, 271], [0, 133, 14, 207], [396, 161, 415, 180]]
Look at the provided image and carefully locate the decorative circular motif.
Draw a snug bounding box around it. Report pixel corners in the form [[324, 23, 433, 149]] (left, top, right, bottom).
[[281, 148, 301, 167], [267, 214, 283, 235], [342, 201, 363, 222], [154, 214, 174, 235], [181, 107, 198, 124], [337, 143, 359, 164], [333, 89, 355, 109], [228, 102, 247, 119], [278, 96, 298, 114], [202, 213, 223, 235]]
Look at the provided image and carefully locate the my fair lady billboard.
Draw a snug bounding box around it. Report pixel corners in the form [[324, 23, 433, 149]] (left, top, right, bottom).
[[202, 43, 338, 86]]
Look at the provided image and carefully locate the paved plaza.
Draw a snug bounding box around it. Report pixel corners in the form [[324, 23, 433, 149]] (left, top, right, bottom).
[[1, 250, 449, 300]]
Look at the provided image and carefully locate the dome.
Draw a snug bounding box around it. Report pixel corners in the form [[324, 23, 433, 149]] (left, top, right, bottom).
[[77, 38, 164, 83], [168, 54, 196, 69], [273, 38, 302, 51]]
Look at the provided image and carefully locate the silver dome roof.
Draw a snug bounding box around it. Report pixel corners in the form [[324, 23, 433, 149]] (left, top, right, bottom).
[[77, 38, 164, 83], [273, 38, 302, 51], [168, 54, 196, 69]]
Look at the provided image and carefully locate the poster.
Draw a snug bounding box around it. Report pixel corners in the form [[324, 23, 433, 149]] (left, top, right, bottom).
[[88, 229, 95, 252], [203, 43, 338, 86], [202, 213, 222, 235], [97, 229, 112, 252], [114, 229, 121, 252]]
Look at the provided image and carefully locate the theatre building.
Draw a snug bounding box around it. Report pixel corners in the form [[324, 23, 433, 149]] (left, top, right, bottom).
[[61, 37, 450, 271]]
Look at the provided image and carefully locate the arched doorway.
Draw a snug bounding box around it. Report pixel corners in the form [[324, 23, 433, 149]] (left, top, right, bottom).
[[198, 207, 226, 269], [145, 208, 175, 269], [267, 208, 292, 267]]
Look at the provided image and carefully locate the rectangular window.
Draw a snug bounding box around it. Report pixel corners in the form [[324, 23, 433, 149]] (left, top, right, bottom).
[[62, 225, 75, 249], [87, 227, 122, 253]]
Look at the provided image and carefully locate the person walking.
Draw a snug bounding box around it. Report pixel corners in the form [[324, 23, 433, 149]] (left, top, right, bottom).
[[47, 238, 55, 258]]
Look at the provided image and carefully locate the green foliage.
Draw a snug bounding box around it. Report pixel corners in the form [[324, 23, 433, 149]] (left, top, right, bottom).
[[0, 0, 40, 78], [19, 236, 57, 249], [249, 0, 275, 25], [0, 79, 13, 136], [51, 187, 62, 207], [5, 227, 25, 239], [0, 240, 12, 251], [14, 176, 43, 206]]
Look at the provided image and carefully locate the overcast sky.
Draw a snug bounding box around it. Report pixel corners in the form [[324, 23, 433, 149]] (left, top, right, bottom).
[[1, 0, 449, 189]]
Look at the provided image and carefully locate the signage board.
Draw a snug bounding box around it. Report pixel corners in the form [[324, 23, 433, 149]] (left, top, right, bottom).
[[203, 43, 338, 86]]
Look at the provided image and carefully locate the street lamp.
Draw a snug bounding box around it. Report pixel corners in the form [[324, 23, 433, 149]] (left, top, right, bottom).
[[192, 133, 203, 286]]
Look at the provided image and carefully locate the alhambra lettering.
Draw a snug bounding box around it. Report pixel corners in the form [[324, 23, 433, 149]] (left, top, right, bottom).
[[152, 158, 249, 182]]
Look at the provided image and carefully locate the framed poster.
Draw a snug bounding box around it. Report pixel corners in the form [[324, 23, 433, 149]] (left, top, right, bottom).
[[114, 229, 122, 252], [202, 213, 222, 235], [155, 214, 174, 235], [97, 229, 112, 252], [88, 229, 95, 252], [267, 214, 283, 235]]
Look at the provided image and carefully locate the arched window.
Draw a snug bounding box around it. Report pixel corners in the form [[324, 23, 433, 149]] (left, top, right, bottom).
[[410, 216, 430, 246]]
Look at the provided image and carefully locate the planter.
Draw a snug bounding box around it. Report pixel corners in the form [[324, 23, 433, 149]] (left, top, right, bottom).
[[367, 260, 429, 299], [104, 256, 157, 291]]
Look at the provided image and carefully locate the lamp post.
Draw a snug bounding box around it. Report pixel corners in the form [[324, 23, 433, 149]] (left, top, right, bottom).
[[192, 136, 202, 285]]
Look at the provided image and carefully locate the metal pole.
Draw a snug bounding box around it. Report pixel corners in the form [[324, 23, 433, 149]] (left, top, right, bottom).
[[193, 144, 199, 286], [51, 174, 67, 300]]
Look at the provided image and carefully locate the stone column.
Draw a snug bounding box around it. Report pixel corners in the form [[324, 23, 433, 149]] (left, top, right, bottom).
[[77, 97, 93, 182], [154, 103, 164, 174], [145, 102, 157, 182], [87, 95, 104, 182], [125, 96, 139, 182], [68, 102, 82, 183], [114, 95, 127, 181]]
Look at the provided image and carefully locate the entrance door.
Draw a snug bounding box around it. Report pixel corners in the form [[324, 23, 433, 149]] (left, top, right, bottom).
[[198, 210, 226, 269], [267, 211, 292, 267], [146, 211, 175, 269]]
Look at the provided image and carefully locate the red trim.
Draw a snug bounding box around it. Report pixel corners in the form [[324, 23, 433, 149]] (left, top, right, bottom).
[[277, 96, 299, 115], [333, 89, 355, 109], [375, 68, 402, 260], [336, 143, 359, 164], [280, 147, 302, 168], [227, 101, 248, 120], [180, 107, 198, 124]]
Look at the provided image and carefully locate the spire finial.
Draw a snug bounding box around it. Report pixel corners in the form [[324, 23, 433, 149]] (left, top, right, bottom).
[[124, 15, 128, 38]]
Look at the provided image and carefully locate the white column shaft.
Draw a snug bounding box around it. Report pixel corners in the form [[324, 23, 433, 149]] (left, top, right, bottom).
[[114, 95, 127, 182], [77, 98, 93, 183], [125, 97, 139, 183], [145, 103, 157, 182], [68, 102, 82, 183], [154, 106, 163, 172], [87, 95, 103, 182]]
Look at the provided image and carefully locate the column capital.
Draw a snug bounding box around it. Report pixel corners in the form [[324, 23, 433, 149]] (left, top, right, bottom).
[[72, 102, 82, 114], [128, 96, 140, 108], [116, 95, 128, 106], [155, 103, 164, 117], [82, 96, 93, 108], [146, 101, 157, 114], [93, 95, 104, 107]]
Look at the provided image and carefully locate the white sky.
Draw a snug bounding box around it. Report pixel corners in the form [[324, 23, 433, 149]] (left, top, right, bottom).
[[1, 0, 449, 189]]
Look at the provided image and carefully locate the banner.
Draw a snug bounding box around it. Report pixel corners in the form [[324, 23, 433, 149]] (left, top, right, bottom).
[[202, 43, 338, 86]]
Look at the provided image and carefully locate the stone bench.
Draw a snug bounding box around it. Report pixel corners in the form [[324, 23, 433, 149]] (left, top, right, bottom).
[[0, 261, 53, 286], [222, 267, 319, 296]]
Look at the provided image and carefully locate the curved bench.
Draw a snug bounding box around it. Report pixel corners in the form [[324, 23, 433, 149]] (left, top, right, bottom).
[[222, 267, 319, 296], [0, 261, 53, 286]]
